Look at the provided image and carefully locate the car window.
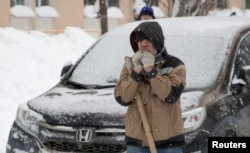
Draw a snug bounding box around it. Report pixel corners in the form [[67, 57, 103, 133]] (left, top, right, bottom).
[[234, 32, 250, 75], [231, 32, 250, 90]]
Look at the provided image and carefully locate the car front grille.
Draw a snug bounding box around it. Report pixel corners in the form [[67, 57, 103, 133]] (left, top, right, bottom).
[[39, 122, 126, 153], [44, 141, 125, 152]]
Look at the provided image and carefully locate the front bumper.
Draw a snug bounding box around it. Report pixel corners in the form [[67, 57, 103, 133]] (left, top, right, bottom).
[[183, 129, 210, 153], [7, 121, 210, 153], [6, 122, 42, 153], [6, 122, 126, 153]]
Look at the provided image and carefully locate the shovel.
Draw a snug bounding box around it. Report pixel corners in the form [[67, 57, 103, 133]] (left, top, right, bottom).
[[125, 56, 157, 153]]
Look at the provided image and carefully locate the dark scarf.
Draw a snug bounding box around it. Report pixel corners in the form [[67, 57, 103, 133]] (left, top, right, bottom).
[[155, 47, 169, 64]]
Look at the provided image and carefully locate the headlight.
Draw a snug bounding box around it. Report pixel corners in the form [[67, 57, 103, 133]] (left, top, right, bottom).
[[15, 102, 44, 136], [182, 107, 206, 133]]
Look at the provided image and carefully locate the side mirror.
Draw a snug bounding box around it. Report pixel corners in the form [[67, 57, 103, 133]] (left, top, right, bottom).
[[238, 66, 250, 85], [243, 66, 250, 84], [232, 66, 250, 94], [60, 61, 73, 78]]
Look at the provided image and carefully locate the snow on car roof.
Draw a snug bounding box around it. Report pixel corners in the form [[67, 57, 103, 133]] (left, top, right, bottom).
[[114, 16, 250, 38]]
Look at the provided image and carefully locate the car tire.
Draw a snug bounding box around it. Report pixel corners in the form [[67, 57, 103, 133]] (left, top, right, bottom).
[[210, 116, 238, 137]]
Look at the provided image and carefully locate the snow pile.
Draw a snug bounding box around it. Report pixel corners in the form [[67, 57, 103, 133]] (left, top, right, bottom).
[[0, 27, 96, 151]]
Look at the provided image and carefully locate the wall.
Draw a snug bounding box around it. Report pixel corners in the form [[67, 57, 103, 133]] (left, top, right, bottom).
[[54, 0, 83, 29], [227, 0, 245, 10], [119, 0, 134, 24], [0, 0, 10, 27]]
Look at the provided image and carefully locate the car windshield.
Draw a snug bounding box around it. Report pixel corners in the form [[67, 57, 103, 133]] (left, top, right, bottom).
[[69, 26, 228, 89]]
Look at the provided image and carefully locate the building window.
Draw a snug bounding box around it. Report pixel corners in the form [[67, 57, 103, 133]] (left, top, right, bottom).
[[150, 0, 158, 6], [16, 0, 25, 5], [246, 0, 250, 9], [84, 0, 96, 5], [108, 0, 118, 7], [36, 0, 51, 6], [11, 0, 25, 5], [216, 0, 227, 9], [84, 0, 118, 7], [143, 0, 158, 6]]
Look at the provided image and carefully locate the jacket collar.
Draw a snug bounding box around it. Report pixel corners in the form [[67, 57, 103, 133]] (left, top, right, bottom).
[[155, 47, 168, 64]]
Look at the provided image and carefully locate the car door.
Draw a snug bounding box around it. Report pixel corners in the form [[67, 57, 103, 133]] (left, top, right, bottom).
[[229, 31, 250, 136], [210, 30, 250, 137]]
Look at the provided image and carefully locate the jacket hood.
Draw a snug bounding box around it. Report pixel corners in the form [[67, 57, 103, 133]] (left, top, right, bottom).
[[130, 21, 165, 53]]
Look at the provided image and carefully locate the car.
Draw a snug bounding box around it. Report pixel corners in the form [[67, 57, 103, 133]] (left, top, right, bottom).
[[6, 16, 250, 153]]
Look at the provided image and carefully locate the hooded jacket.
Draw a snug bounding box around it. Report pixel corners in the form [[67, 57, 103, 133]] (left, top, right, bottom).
[[114, 21, 186, 147]]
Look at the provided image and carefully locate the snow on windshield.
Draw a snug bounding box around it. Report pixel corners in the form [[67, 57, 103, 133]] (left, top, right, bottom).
[[69, 26, 134, 86], [69, 17, 250, 89], [69, 25, 228, 89], [167, 36, 227, 89]]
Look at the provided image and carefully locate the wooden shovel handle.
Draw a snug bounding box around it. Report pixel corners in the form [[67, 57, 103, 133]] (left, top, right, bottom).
[[136, 92, 157, 153]]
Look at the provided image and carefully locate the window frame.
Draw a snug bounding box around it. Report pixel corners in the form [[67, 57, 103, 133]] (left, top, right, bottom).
[[84, 0, 96, 6], [11, 0, 25, 5], [84, 0, 119, 7], [246, 0, 250, 9], [36, 0, 54, 7]]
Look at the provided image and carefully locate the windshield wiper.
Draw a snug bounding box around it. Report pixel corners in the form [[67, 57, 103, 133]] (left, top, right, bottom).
[[67, 81, 115, 89], [93, 85, 116, 89]]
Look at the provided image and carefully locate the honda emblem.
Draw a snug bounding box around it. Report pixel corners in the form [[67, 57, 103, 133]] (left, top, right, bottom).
[[76, 129, 93, 142]]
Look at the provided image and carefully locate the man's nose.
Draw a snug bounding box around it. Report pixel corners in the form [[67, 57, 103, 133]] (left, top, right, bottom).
[[140, 39, 149, 45]]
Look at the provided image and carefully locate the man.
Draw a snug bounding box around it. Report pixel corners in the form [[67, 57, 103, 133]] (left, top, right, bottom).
[[139, 6, 155, 20], [114, 21, 186, 153]]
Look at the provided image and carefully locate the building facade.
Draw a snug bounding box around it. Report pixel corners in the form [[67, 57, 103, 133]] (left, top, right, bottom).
[[0, 0, 249, 37]]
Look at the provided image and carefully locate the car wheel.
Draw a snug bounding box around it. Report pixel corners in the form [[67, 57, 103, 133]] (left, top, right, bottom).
[[211, 116, 238, 137]]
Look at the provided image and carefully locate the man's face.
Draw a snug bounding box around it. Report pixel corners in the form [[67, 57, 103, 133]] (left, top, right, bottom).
[[137, 39, 157, 56], [140, 14, 153, 20]]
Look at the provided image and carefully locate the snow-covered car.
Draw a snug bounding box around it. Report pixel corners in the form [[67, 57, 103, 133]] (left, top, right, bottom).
[[6, 16, 250, 153]]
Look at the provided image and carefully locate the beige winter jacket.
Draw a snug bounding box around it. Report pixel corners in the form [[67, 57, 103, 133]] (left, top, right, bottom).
[[114, 54, 186, 147]]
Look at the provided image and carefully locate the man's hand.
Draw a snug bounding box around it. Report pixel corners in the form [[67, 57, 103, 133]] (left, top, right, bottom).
[[141, 51, 155, 72], [132, 51, 143, 73], [124, 56, 133, 74]]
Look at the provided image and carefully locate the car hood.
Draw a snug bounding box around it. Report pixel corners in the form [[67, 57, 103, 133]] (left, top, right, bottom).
[[180, 90, 208, 112], [28, 84, 208, 127], [27, 84, 127, 127]]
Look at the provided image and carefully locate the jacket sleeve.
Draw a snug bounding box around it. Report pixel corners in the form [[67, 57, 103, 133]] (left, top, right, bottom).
[[114, 65, 140, 106], [150, 64, 186, 103]]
